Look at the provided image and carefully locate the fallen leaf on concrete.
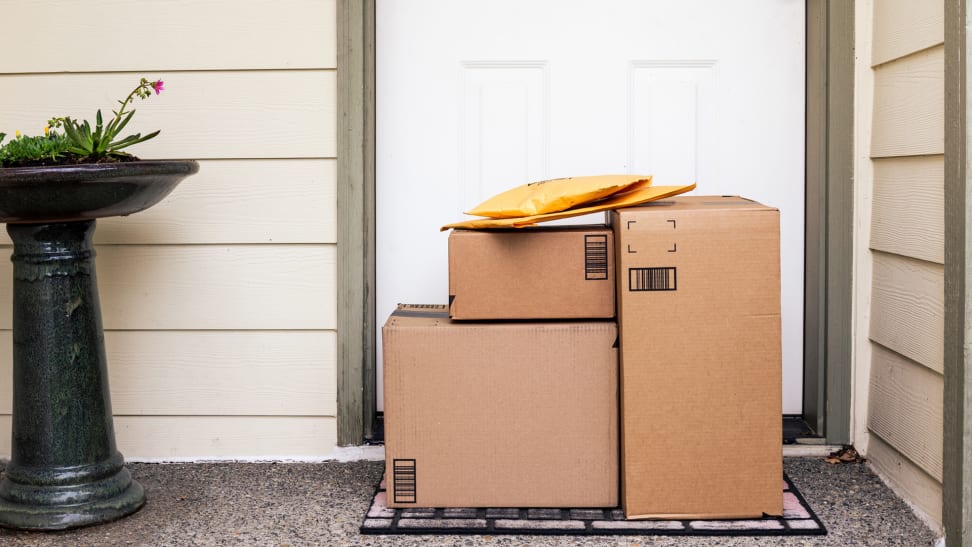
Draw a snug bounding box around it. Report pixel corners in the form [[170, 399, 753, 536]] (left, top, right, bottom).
[[825, 446, 865, 464]]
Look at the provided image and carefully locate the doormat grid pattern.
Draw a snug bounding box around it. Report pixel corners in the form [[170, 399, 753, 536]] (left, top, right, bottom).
[[361, 474, 826, 536]]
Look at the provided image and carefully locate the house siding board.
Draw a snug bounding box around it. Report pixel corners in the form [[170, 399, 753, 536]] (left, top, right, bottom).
[[871, 156, 944, 264], [861, 1, 946, 531], [867, 434, 943, 527], [0, 3, 339, 458], [868, 252, 945, 374], [867, 435, 942, 523], [0, 160, 336, 246], [0, 331, 337, 416], [0, 245, 336, 331], [0, 72, 337, 160], [871, 45, 945, 158], [0, 416, 339, 461], [0, 0, 337, 72], [867, 344, 944, 481], [872, 0, 943, 67]]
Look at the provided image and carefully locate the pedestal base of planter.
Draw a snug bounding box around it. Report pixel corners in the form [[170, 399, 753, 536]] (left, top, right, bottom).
[[0, 221, 143, 530], [0, 466, 144, 531]]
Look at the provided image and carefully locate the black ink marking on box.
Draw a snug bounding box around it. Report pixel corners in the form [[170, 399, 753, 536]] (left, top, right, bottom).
[[629, 267, 677, 291], [584, 235, 609, 280], [393, 459, 417, 504]]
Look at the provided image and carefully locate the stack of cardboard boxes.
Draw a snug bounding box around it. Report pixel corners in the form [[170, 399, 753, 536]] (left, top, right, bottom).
[[383, 195, 784, 518]]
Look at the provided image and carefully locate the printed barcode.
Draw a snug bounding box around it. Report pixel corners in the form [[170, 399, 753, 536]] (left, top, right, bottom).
[[393, 459, 417, 504], [584, 235, 609, 280], [629, 267, 677, 291]]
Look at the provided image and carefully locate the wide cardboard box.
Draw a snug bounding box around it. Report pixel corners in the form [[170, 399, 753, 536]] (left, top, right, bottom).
[[382, 304, 618, 508], [611, 196, 783, 519], [448, 226, 615, 320]]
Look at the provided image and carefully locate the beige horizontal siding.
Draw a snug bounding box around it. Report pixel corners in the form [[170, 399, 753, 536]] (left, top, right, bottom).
[[0, 245, 336, 330], [0, 0, 336, 73], [868, 433, 942, 525], [863, 2, 945, 530], [868, 344, 943, 481], [0, 416, 338, 461], [872, 0, 943, 66], [0, 4, 339, 459], [0, 160, 336, 246], [871, 45, 944, 158], [871, 155, 944, 264], [869, 252, 944, 374], [0, 71, 337, 159], [0, 331, 335, 416]]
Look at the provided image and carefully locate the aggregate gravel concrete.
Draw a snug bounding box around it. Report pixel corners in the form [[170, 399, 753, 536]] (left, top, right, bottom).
[[0, 457, 939, 546]]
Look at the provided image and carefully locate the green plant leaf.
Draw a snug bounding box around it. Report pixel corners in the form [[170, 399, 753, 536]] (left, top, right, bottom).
[[111, 110, 136, 137], [75, 120, 96, 153], [110, 129, 160, 151], [107, 133, 142, 149], [60, 119, 86, 150]]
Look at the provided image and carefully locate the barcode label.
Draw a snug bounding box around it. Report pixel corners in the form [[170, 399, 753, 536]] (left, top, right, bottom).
[[584, 235, 609, 280], [393, 459, 417, 504], [629, 267, 677, 291]]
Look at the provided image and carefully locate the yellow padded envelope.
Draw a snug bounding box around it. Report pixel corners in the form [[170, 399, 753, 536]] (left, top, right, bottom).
[[465, 174, 652, 218], [442, 183, 696, 230]]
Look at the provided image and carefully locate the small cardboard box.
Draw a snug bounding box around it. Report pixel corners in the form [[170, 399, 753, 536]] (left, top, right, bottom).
[[448, 226, 615, 320], [382, 304, 619, 508], [611, 196, 783, 519]]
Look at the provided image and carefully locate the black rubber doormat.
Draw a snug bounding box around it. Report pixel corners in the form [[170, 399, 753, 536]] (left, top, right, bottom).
[[361, 474, 826, 536]]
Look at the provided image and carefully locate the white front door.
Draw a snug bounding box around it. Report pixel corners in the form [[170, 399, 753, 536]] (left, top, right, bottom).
[[376, 1, 806, 413]]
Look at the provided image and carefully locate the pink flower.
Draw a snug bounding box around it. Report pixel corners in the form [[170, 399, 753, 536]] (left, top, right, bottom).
[[151, 80, 164, 95]]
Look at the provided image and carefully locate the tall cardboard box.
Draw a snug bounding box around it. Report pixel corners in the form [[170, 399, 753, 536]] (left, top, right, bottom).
[[383, 304, 618, 508], [448, 226, 615, 319], [611, 196, 783, 519]]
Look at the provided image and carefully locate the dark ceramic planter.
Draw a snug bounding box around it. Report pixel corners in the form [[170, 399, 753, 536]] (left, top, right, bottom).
[[0, 160, 199, 530]]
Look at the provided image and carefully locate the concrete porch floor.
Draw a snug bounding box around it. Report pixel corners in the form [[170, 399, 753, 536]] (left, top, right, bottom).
[[0, 457, 939, 546]]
